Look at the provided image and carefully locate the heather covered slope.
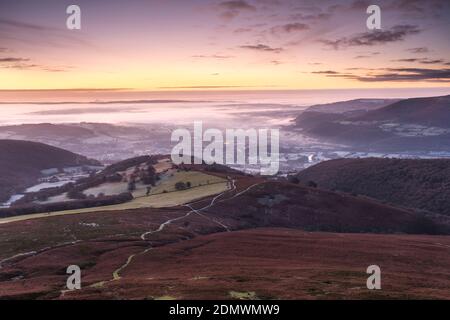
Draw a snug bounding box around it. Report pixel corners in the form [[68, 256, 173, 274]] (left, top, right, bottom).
[[296, 158, 450, 216], [207, 181, 449, 235], [68, 228, 450, 300], [0, 140, 100, 202], [0, 170, 449, 299]]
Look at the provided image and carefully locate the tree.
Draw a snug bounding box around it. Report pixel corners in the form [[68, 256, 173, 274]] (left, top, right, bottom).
[[186, 181, 192, 188], [106, 173, 122, 183], [142, 175, 155, 186], [36, 194, 49, 202], [307, 181, 318, 188], [175, 182, 187, 191], [67, 190, 87, 200], [288, 176, 300, 184], [128, 180, 136, 192]]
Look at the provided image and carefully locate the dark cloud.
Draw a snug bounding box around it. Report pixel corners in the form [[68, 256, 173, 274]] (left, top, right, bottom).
[[270, 23, 309, 35], [312, 70, 339, 75], [0, 57, 30, 63], [219, 0, 256, 11], [3, 63, 39, 70], [312, 67, 450, 82], [353, 68, 450, 82], [407, 47, 430, 54], [419, 59, 444, 65], [240, 44, 283, 53], [393, 58, 419, 62], [354, 52, 380, 59], [289, 12, 332, 22], [392, 58, 447, 65], [218, 0, 256, 19], [319, 25, 421, 49], [0, 55, 71, 72], [0, 18, 56, 31], [192, 54, 234, 59]]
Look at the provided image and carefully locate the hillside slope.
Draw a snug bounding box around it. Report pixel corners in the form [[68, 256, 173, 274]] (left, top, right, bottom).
[[293, 95, 450, 151], [296, 158, 450, 216], [66, 228, 450, 300], [354, 95, 450, 128], [304, 98, 398, 114], [0, 140, 100, 202], [208, 181, 449, 235], [0, 168, 449, 299]]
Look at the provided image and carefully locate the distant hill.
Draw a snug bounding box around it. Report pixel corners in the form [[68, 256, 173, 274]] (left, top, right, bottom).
[[296, 158, 450, 216], [293, 95, 450, 151], [0, 140, 100, 202], [0, 123, 95, 139], [354, 95, 450, 128], [304, 98, 398, 114], [0, 122, 167, 162]]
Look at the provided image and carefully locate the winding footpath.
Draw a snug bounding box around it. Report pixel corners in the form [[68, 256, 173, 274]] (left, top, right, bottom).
[[112, 179, 238, 282], [110, 179, 264, 282]]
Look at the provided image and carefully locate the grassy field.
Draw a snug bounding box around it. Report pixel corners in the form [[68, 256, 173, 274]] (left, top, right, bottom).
[[83, 168, 226, 198], [0, 171, 229, 225], [83, 182, 129, 197], [134, 170, 226, 197], [154, 158, 172, 173]]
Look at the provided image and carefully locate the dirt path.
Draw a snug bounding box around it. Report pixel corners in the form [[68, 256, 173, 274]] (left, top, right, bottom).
[[109, 179, 264, 283], [111, 180, 238, 282]]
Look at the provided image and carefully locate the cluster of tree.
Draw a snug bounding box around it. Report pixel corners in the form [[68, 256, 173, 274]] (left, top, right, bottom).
[[0, 192, 133, 218], [9, 154, 162, 207], [12, 171, 128, 206], [175, 181, 192, 191], [13, 182, 76, 205], [287, 176, 317, 188], [125, 164, 159, 193], [137, 164, 157, 186], [102, 156, 156, 175], [175, 164, 192, 172], [296, 158, 450, 216], [0, 140, 101, 203]]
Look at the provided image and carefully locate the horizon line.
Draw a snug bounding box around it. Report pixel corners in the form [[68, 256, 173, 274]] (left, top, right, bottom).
[[1, 86, 450, 93]]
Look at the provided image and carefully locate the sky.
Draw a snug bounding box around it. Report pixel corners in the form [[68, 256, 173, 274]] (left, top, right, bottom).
[[0, 0, 450, 92]]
